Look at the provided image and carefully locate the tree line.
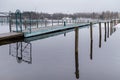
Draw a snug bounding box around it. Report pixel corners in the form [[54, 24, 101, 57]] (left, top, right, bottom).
[[11, 11, 119, 20]]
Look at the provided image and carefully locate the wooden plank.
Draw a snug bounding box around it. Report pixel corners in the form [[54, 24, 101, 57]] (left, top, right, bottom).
[[0, 32, 24, 41]]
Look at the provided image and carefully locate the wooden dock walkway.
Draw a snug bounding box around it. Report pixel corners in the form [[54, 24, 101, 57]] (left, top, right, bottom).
[[24, 23, 91, 37], [0, 32, 24, 41]]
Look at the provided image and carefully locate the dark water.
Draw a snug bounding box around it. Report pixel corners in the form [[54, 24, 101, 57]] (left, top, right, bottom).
[[0, 23, 120, 80]]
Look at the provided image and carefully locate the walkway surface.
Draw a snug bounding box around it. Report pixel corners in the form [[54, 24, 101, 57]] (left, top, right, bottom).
[[0, 32, 23, 41], [24, 23, 91, 37]]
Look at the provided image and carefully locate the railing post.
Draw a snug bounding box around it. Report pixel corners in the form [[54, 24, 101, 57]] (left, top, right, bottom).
[[29, 12, 32, 33], [64, 21, 66, 26], [9, 11, 12, 32]]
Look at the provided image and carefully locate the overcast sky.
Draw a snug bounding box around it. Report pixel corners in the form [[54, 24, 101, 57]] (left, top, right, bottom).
[[0, 0, 120, 13]]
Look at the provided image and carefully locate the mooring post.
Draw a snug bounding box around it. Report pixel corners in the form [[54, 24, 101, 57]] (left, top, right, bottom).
[[107, 22, 109, 38], [90, 22, 93, 60], [110, 20, 113, 35], [99, 22, 102, 48], [104, 22, 107, 42], [90, 22, 93, 40], [75, 27, 79, 79]]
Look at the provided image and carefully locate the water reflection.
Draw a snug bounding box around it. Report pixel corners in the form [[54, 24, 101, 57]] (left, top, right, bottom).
[[9, 42, 32, 64], [1, 22, 119, 79]]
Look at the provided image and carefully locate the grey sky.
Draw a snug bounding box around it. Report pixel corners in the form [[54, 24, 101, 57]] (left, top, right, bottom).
[[0, 0, 120, 13]]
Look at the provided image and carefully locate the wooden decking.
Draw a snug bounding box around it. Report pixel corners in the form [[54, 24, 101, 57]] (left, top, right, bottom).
[[0, 32, 24, 41], [24, 23, 91, 37]]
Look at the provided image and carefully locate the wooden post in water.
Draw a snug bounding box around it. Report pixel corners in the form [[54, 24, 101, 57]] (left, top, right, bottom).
[[90, 22, 93, 40], [75, 27, 79, 79], [104, 22, 107, 42], [107, 22, 109, 38], [90, 22, 93, 60], [110, 20, 113, 35], [99, 22, 102, 48]]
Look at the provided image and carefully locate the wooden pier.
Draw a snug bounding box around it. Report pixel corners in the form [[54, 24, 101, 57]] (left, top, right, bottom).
[[24, 23, 91, 37], [0, 32, 24, 41]]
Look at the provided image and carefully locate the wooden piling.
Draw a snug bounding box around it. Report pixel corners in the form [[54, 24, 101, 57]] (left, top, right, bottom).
[[90, 22, 93, 40], [75, 27, 79, 79], [110, 21, 113, 35], [99, 22, 102, 48], [90, 22, 93, 60], [107, 22, 109, 38], [104, 22, 107, 42]]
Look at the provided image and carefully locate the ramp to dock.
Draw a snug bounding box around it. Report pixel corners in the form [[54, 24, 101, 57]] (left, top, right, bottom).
[[0, 32, 24, 41]]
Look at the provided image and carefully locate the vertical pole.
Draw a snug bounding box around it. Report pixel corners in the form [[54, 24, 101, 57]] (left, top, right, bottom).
[[64, 21, 66, 26], [110, 21, 113, 35], [20, 12, 22, 32], [75, 27, 79, 79], [90, 22, 93, 60], [90, 22, 93, 40], [16, 13, 18, 32], [107, 22, 109, 38], [99, 22, 102, 48], [104, 22, 107, 42], [29, 12, 32, 33], [9, 11, 12, 32]]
